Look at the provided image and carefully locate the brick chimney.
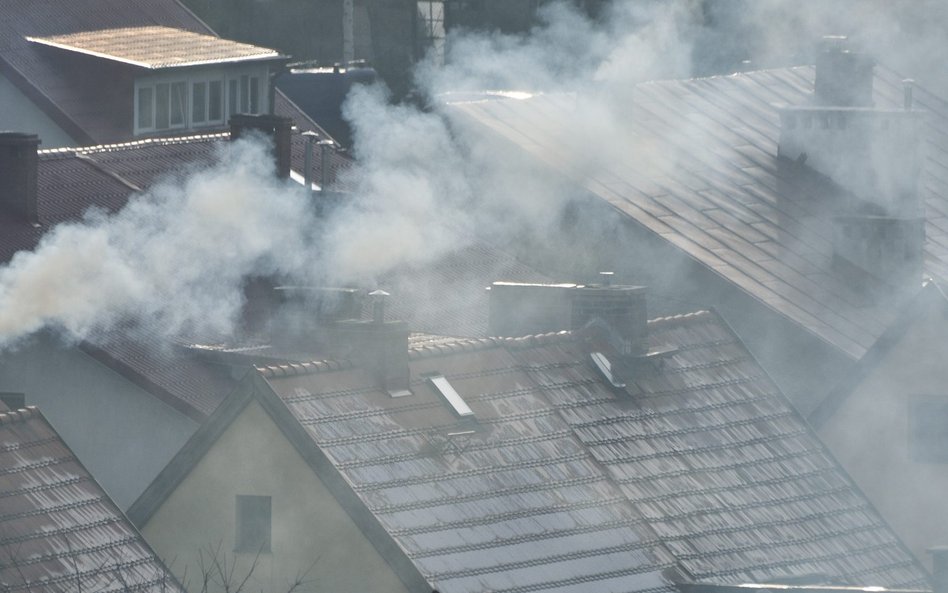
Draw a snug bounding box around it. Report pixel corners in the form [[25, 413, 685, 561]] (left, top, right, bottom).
[[330, 290, 410, 393], [777, 36, 926, 294], [229, 114, 293, 179], [488, 274, 648, 357], [0, 132, 40, 224]]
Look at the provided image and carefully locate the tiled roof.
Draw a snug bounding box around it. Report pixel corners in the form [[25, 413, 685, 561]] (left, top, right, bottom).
[[27, 26, 283, 69], [259, 310, 927, 592], [0, 0, 321, 144], [447, 66, 948, 361], [0, 407, 183, 592]]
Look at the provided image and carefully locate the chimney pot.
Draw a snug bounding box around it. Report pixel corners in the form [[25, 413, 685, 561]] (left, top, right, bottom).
[[904, 79, 915, 110], [0, 132, 40, 224], [229, 114, 293, 179], [814, 35, 875, 107], [369, 289, 390, 324], [598, 271, 614, 286]]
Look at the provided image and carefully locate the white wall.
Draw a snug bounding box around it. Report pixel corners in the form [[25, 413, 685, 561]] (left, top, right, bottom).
[[0, 333, 199, 508], [0, 72, 78, 148], [819, 305, 948, 569], [143, 400, 412, 593]]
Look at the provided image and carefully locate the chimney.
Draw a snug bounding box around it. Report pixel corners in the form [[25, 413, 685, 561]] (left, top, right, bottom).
[[0, 132, 40, 224], [229, 114, 293, 179], [930, 547, 948, 593], [330, 290, 410, 393], [814, 36, 875, 107], [777, 37, 926, 294], [571, 278, 648, 358], [487, 274, 648, 357]]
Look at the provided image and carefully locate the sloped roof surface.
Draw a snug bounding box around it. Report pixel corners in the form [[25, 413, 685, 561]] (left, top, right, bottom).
[[260, 311, 927, 592], [0, 407, 182, 592], [27, 26, 282, 69], [447, 66, 948, 361]]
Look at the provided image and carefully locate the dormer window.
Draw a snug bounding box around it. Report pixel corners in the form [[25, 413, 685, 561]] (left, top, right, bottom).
[[27, 26, 284, 138]]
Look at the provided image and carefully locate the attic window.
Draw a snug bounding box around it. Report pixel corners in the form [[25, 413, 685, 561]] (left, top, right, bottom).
[[427, 374, 474, 418], [590, 352, 626, 389]]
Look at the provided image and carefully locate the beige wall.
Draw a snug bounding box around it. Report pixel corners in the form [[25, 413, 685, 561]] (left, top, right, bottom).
[[142, 400, 412, 593], [819, 306, 948, 570]]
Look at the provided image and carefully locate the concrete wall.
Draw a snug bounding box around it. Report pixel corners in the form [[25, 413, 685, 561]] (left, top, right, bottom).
[[0, 72, 77, 148], [142, 400, 413, 593], [0, 334, 198, 508], [819, 305, 948, 569]]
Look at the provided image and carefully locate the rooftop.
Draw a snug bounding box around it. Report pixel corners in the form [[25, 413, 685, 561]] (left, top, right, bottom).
[[180, 310, 929, 593], [0, 406, 183, 592], [447, 65, 948, 362], [27, 26, 284, 69]]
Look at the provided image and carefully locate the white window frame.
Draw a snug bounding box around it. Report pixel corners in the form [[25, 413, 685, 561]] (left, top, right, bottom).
[[134, 66, 268, 136]]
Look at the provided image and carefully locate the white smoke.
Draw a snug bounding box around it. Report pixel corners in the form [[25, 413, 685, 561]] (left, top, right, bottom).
[[0, 137, 317, 349], [1, 0, 946, 349]]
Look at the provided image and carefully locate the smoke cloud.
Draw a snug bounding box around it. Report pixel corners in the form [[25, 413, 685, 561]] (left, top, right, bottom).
[[0, 0, 946, 349]]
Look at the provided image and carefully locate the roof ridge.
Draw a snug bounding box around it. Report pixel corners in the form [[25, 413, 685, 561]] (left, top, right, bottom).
[[647, 310, 711, 326], [0, 405, 40, 424], [39, 132, 230, 158], [256, 358, 354, 379]]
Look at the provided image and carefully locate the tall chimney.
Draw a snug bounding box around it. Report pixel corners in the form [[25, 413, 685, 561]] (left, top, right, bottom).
[[330, 291, 410, 393], [0, 132, 40, 224], [229, 114, 293, 179], [571, 281, 648, 358], [814, 35, 875, 107]]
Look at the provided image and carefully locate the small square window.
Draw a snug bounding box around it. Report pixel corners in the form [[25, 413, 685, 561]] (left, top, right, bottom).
[[909, 396, 948, 463], [235, 495, 271, 553]]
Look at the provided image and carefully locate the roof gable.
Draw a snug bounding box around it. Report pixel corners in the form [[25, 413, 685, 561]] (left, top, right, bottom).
[[130, 312, 930, 592]]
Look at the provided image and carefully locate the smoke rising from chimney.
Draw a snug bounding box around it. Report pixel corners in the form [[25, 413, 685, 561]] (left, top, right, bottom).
[[0, 0, 945, 350]]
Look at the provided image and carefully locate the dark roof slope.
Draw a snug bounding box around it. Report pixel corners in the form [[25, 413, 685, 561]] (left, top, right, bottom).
[[0, 407, 183, 592], [447, 66, 948, 362], [242, 311, 925, 592]]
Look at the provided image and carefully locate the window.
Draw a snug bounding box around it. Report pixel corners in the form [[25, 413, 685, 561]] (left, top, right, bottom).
[[192, 82, 207, 123], [137, 87, 154, 130], [235, 495, 271, 552], [155, 82, 170, 129], [427, 374, 474, 418], [134, 70, 266, 135], [208, 80, 223, 121], [170, 81, 188, 127], [910, 397, 948, 462]]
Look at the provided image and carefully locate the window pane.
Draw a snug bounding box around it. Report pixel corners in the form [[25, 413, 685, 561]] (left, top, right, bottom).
[[155, 83, 170, 129], [192, 81, 206, 123], [170, 81, 187, 126], [229, 79, 238, 116], [137, 87, 153, 130], [240, 74, 249, 113], [235, 495, 271, 553], [208, 80, 223, 121], [249, 77, 260, 114]]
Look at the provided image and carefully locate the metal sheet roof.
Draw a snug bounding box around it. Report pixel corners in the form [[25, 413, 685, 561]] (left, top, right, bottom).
[[260, 311, 928, 592], [0, 407, 183, 592], [27, 26, 283, 70], [447, 66, 948, 362]]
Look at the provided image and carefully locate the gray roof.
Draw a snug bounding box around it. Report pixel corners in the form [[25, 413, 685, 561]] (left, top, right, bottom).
[[446, 66, 948, 362], [130, 310, 929, 593], [0, 407, 183, 592]]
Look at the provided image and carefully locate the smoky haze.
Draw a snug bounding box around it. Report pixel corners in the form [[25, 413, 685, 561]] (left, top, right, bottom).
[[0, 0, 945, 349]]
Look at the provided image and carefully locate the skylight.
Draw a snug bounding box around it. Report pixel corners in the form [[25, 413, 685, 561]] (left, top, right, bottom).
[[427, 374, 475, 418]]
